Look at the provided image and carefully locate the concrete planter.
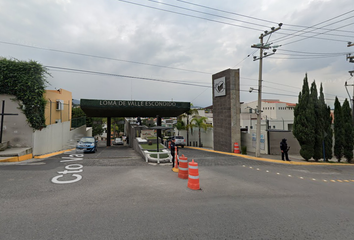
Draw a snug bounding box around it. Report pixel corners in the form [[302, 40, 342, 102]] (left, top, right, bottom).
[[0, 141, 9, 151]]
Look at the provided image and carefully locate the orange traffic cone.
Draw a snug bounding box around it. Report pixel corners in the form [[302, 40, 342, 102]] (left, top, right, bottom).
[[178, 155, 188, 179], [188, 159, 200, 190], [233, 142, 240, 153]]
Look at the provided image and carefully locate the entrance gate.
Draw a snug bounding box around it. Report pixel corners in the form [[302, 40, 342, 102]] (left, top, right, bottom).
[[80, 99, 190, 146]]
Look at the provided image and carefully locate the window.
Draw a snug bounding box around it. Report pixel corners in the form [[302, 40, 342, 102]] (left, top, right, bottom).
[[56, 100, 64, 111]]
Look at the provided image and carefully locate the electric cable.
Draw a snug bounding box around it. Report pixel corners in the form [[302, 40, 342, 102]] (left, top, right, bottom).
[[45, 65, 211, 88], [175, 0, 354, 34], [0, 40, 212, 75], [117, 0, 263, 32]]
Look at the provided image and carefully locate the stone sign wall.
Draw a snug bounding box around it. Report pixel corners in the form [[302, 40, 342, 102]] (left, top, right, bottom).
[[212, 69, 241, 152]]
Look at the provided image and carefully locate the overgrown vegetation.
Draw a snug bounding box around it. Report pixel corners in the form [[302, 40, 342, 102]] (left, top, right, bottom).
[[72, 107, 104, 136], [0, 58, 49, 130]]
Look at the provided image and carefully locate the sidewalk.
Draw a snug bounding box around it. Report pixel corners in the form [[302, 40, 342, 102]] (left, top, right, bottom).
[[0, 147, 74, 163], [185, 146, 353, 166]]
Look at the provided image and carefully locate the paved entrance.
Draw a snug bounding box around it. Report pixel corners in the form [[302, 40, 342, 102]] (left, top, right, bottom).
[[81, 141, 147, 167]]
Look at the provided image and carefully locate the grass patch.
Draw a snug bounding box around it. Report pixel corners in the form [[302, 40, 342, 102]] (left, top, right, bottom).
[[146, 136, 157, 139], [140, 143, 165, 150], [150, 154, 169, 158]]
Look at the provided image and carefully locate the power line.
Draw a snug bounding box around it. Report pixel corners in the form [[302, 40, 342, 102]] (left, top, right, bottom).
[[117, 0, 263, 31], [145, 0, 271, 29], [48, 65, 348, 102], [0, 40, 211, 75], [136, 0, 354, 42], [273, 10, 354, 45], [175, 0, 354, 35], [45, 65, 211, 88], [280, 22, 354, 46], [278, 49, 352, 55]]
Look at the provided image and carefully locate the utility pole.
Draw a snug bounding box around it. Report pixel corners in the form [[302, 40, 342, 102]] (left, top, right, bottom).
[[251, 23, 282, 157], [346, 41, 354, 122]]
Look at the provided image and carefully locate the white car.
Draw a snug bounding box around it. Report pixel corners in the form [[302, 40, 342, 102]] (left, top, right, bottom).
[[114, 138, 124, 145], [174, 136, 186, 148]]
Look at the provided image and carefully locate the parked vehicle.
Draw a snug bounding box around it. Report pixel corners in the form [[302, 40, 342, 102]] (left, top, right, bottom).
[[165, 136, 186, 148], [173, 136, 186, 148], [114, 138, 124, 145], [76, 137, 97, 153]]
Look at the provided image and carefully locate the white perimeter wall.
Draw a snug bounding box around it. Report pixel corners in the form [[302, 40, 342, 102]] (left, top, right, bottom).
[[241, 130, 268, 154], [176, 128, 213, 148], [1, 94, 34, 148], [33, 122, 88, 156]]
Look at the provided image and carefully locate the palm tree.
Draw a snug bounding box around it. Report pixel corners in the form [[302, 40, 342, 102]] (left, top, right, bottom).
[[175, 120, 185, 135], [190, 116, 212, 147], [179, 107, 198, 146]]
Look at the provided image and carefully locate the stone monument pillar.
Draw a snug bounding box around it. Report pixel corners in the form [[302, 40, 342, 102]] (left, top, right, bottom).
[[212, 69, 241, 152]]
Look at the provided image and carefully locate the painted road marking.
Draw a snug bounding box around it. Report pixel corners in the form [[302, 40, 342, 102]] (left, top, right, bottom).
[[51, 153, 84, 184], [242, 165, 354, 184]]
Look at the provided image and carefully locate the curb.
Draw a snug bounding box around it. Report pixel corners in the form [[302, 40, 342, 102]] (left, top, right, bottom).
[[184, 146, 353, 166], [0, 148, 75, 163]]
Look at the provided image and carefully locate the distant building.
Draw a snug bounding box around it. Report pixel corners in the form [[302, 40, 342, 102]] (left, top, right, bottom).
[[241, 99, 296, 131]]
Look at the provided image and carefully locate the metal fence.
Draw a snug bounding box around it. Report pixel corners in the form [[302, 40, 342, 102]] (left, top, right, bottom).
[[71, 116, 86, 129]]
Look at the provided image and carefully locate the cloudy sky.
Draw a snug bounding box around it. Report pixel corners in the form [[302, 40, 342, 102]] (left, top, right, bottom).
[[1, 0, 353, 108]]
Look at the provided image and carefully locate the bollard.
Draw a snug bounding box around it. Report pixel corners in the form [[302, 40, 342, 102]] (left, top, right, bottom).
[[188, 159, 200, 190], [178, 155, 188, 179]]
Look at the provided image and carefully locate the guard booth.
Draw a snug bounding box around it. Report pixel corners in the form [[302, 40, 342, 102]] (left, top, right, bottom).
[[80, 99, 190, 147]]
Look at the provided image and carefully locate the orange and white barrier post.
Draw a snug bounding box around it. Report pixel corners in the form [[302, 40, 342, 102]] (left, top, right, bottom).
[[178, 154, 188, 179], [172, 146, 179, 173], [233, 142, 240, 153], [188, 159, 200, 190]]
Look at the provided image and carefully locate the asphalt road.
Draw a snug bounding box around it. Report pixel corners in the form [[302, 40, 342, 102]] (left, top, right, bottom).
[[1, 145, 354, 240]]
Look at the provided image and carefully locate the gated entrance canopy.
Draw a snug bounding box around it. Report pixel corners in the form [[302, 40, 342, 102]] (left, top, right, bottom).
[[80, 99, 190, 117]]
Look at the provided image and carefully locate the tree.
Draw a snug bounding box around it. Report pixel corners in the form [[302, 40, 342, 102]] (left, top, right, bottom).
[[175, 119, 185, 136], [342, 99, 353, 163], [92, 118, 105, 137], [333, 97, 344, 162], [318, 83, 333, 161], [190, 116, 212, 147], [310, 81, 322, 161], [72, 107, 104, 137], [293, 74, 315, 161], [323, 106, 333, 161], [180, 106, 198, 146]]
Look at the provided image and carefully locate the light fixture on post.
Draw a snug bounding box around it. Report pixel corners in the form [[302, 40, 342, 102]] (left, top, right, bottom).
[[249, 87, 258, 93]]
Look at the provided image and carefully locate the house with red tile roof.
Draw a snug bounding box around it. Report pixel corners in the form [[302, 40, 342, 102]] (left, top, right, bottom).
[[240, 99, 296, 131]]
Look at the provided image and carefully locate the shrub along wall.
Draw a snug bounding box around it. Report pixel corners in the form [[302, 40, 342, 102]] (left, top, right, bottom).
[[0, 58, 49, 130]]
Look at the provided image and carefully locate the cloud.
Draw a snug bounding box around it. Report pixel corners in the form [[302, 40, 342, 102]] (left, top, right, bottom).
[[0, 0, 353, 108]]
